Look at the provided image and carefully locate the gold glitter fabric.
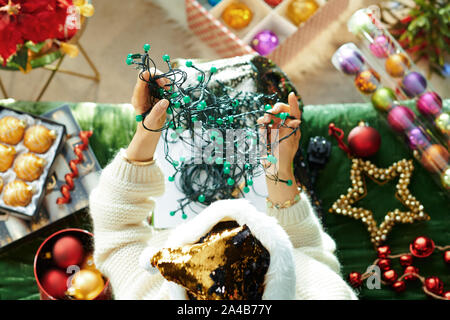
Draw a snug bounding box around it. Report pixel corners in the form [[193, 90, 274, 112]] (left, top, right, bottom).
[[150, 221, 270, 300]]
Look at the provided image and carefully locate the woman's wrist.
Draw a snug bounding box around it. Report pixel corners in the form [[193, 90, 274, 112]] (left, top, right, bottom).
[[126, 125, 159, 162]]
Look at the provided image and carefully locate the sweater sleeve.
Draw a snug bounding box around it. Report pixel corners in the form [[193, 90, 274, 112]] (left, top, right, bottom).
[[266, 192, 358, 300], [89, 149, 166, 299]]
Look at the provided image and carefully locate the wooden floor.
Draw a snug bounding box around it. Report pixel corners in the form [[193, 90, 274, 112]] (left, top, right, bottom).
[[0, 0, 448, 105]]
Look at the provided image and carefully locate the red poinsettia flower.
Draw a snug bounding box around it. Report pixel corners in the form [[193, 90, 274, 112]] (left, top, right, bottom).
[[0, 0, 73, 65]]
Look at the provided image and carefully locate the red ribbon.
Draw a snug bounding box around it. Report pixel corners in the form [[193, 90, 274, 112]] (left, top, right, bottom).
[[56, 131, 93, 205], [328, 123, 352, 157]]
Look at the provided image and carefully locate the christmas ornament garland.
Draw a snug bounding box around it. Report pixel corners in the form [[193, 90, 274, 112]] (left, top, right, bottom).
[[349, 237, 450, 300], [329, 157, 429, 247], [126, 44, 300, 219], [332, 40, 449, 194], [379, 0, 449, 77]]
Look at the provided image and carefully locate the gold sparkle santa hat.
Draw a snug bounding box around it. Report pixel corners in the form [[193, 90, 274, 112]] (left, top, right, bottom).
[[139, 199, 296, 300]]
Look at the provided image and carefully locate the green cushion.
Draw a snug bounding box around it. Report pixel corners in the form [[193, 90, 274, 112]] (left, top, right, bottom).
[[0, 99, 448, 300]]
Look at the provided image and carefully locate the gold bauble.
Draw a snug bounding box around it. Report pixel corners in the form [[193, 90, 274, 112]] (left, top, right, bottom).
[[23, 125, 56, 154], [0, 116, 26, 145], [3, 180, 33, 207], [81, 255, 102, 274], [287, 0, 319, 26], [0, 177, 3, 194], [421, 144, 449, 173], [354, 69, 380, 94], [0, 143, 16, 172], [14, 153, 46, 182], [221, 2, 253, 30], [385, 53, 410, 78], [67, 269, 105, 300]]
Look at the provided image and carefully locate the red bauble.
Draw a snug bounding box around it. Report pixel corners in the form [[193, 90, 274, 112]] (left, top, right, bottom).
[[52, 235, 84, 269], [383, 269, 398, 284], [410, 236, 435, 258], [41, 269, 69, 299], [264, 0, 283, 6], [392, 280, 406, 293], [444, 251, 450, 264], [444, 292, 450, 300], [424, 276, 444, 296], [399, 254, 413, 267], [403, 266, 419, 281], [377, 258, 391, 271], [347, 123, 381, 158], [348, 272, 363, 288], [377, 245, 391, 258]]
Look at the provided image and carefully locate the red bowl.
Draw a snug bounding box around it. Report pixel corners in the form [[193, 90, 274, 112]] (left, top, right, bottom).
[[34, 228, 112, 300]]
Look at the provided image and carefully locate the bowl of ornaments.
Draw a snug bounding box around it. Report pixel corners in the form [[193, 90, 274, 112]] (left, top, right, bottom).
[[34, 228, 112, 300]]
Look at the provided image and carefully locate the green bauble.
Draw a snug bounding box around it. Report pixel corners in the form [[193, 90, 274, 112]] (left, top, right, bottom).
[[441, 166, 450, 190], [348, 9, 377, 37], [371, 87, 396, 112]]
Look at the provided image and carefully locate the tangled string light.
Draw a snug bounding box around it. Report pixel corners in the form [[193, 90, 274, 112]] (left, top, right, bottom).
[[56, 131, 93, 205], [126, 44, 299, 219]]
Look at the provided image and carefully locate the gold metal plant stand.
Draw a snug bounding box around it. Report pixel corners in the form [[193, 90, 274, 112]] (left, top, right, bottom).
[[0, 19, 100, 102]]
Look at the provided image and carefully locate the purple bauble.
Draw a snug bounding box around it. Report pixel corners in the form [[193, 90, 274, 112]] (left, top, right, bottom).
[[387, 105, 416, 132], [369, 35, 394, 58], [337, 46, 365, 75], [402, 72, 427, 98], [251, 30, 279, 56], [406, 127, 431, 150], [416, 92, 442, 117]]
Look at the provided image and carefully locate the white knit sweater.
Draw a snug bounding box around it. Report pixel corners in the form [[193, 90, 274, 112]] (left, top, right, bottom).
[[89, 151, 358, 300]]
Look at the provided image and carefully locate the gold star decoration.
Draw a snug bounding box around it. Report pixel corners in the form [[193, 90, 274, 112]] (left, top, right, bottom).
[[330, 158, 430, 247]]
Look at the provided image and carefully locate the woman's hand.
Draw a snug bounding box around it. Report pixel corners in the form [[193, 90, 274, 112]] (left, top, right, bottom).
[[257, 92, 302, 205], [126, 70, 170, 162]]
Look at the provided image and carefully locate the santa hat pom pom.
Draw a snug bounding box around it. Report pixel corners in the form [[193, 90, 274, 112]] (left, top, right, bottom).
[[139, 247, 159, 275]]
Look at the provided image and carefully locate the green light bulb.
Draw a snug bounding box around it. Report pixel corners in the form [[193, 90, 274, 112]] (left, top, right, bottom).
[[143, 43, 151, 51], [267, 155, 277, 164], [227, 178, 235, 186], [247, 179, 253, 186], [243, 186, 250, 193], [224, 167, 230, 174], [210, 66, 217, 74], [126, 57, 133, 65], [185, 60, 193, 67], [182, 213, 188, 220], [163, 54, 170, 62], [168, 176, 175, 182], [170, 211, 176, 216], [286, 179, 293, 186], [198, 194, 206, 202], [183, 96, 191, 104]]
